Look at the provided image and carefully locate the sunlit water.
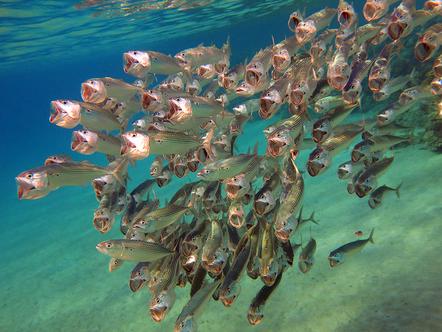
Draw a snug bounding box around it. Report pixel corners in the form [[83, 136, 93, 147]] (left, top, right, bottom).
[[1, 1, 441, 331]]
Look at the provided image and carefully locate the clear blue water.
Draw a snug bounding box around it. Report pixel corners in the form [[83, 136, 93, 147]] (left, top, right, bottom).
[[1, 1, 442, 331]]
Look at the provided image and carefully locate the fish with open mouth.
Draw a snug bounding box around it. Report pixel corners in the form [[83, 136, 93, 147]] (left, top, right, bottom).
[[254, 173, 281, 216], [414, 23, 442, 62], [218, 62, 245, 90], [167, 95, 224, 123], [372, 69, 416, 101], [351, 134, 409, 162], [225, 173, 253, 201], [245, 46, 273, 87], [16, 159, 126, 200], [307, 125, 364, 177], [71, 129, 121, 157], [265, 115, 304, 157], [327, 44, 352, 91], [247, 272, 283, 326], [259, 69, 292, 119], [328, 229, 374, 267], [81, 77, 143, 106], [312, 104, 358, 144], [236, 72, 270, 97], [387, 1, 435, 41], [123, 50, 186, 78], [337, 0, 358, 30], [271, 36, 300, 75], [310, 29, 338, 64], [294, 8, 337, 44], [364, 0, 400, 21], [120, 130, 210, 160], [354, 156, 395, 197], [174, 39, 230, 70]]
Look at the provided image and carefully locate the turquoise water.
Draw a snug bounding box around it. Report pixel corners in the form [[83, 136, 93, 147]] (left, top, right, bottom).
[[1, 1, 442, 331]]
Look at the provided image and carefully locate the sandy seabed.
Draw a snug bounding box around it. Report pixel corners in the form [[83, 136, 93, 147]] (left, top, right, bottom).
[[1, 119, 441, 332]]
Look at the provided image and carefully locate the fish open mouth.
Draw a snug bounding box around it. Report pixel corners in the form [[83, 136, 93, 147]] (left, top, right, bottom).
[[174, 164, 187, 178], [260, 97, 275, 115], [376, 114, 390, 126], [141, 91, 156, 109], [312, 128, 327, 144], [434, 63, 442, 78], [355, 184, 371, 198], [198, 66, 211, 78], [387, 22, 406, 41], [245, 70, 260, 87], [229, 214, 244, 228], [307, 160, 325, 177], [415, 42, 434, 62], [49, 101, 62, 123], [123, 53, 138, 73], [226, 183, 241, 199], [247, 311, 264, 326], [254, 200, 270, 216], [363, 3, 378, 21], [71, 132, 86, 151], [267, 138, 287, 157], [337, 167, 350, 179], [290, 89, 305, 106], [187, 160, 199, 172], [328, 257, 340, 268], [274, 227, 291, 242], [368, 78, 383, 92], [273, 54, 288, 70], [120, 139, 136, 156], [81, 83, 96, 102], [150, 306, 167, 322], [431, 79, 442, 96], [93, 216, 112, 234], [156, 176, 169, 187], [16, 182, 35, 200], [288, 13, 302, 32], [338, 10, 353, 29], [351, 149, 365, 163], [343, 90, 358, 105], [330, 75, 348, 91], [168, 99, 183, 119]]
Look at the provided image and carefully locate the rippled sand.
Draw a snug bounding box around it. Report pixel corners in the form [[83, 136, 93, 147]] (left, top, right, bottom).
[[1, 118, 441, 332]]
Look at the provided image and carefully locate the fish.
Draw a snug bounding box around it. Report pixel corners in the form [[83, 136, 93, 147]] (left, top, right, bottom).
[[364, 0, 400, 21], [310, 29, 338, 64], [373, 69, 416, 101], [434, 54, 442, 78], [298, 237, 317, 273], [197, 145, 261, 181], [266, 114, 304, 157], [354, 156, 395, 198], [236, 73, 270, 97], [259, 70, 292, 119], [174, 279, 221, 332], [351, 134, 409, 162], [81, 77, 142, 106], [71, 129, 121, 157], [247, 273, 283, 325], [312, 104, 358, 144], [337, 0, 357, 30], [307, 125, 364, 176], [16, 159, 126, 200], [398, 84, 434, 105], [254, 173, 281, 216], [120, 130, 208, 160], [275, 162, 304, 242], [156, 165, 172, 187], [337, 160, 365, 180], [314, 96, 346, 113], [167, 95, 224, 123], [133, 204, 189, 233], [376, 100, 420, 126], [96, 239, 173, 262], [414, 23, 442, 62], [245, 47, 273, 87], [218, 62, 245, 90], [328, 229, 375, 267], [123, 50, 186, 78], [44, 154, 73, 165], [295, 8, 337, 44], [368, 182, 402, 208], [272, 36, 300, 74], [175, 39, 230, 70]]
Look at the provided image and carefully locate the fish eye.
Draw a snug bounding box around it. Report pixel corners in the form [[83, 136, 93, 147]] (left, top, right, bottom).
[[26, 173, 33, 179], [156, 298, 160, 304], [105, 243, 112, 248], [131, 133, 137, 138], [62, 101, 67, 105], [133, 51, 138, 55]]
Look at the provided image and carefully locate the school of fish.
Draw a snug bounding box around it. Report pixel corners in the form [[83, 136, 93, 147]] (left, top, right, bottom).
[[16, 1, 442, 330]]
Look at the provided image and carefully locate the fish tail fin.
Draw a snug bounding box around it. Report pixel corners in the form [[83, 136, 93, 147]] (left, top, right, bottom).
[[253, 142, 259, 156], [307, 212, 319, 225], [395, 181, 403, 199], [108, 158, 128, 187], [368, 228, 375, 244], [223, 36, 231, 56]]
